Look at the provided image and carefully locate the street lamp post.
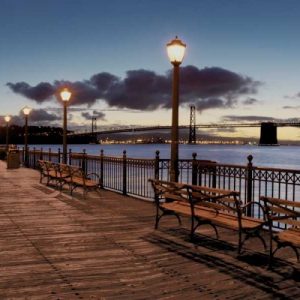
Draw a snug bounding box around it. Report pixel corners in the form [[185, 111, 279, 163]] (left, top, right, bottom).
[[22, 106, 31, 167], [4, 115, 11, 152], [167, 36, 186, 182], [60, 88, 71, 164]]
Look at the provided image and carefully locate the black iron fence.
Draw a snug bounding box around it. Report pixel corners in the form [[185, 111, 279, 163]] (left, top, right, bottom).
[[21, 147, 300, 221]]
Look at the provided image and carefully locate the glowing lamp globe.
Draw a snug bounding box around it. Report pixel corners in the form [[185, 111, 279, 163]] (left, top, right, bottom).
[[4, 115, 11, 123], [60, 88, 72, 102], [167, 36, 186, 65], [23, 106, 32, 116]]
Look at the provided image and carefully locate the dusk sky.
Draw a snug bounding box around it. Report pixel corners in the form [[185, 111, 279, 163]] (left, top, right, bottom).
[[1, 0, 300, 140]]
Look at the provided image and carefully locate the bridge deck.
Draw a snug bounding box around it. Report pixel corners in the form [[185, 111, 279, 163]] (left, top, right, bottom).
[[0, 161, 299, 299], [69, 122, 300, 137]]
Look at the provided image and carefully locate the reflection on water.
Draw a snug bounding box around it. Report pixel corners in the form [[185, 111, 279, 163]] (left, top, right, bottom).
[[26, 144, 300, 169]]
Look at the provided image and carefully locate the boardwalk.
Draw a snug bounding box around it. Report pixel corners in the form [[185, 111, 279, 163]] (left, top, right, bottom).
[[0, 161, 299, 299]]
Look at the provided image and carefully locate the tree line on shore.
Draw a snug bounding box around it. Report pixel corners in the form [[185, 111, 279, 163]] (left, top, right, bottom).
[[0, 125, 74, 144]]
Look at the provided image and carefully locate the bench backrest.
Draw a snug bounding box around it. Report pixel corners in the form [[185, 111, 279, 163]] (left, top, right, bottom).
[[149, 179, 189, 204], [260, 196, 300, 229], [57, 163, 70, 177], [149, 179, 240, 213], [38, 160, 47, 172], [188, 185, 241, 215], [70, 166, 85, 180], [38, 160, 57, 173]]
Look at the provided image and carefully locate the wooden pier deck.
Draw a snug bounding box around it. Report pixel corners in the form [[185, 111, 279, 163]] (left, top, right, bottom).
[[0, 161, 299, 299]]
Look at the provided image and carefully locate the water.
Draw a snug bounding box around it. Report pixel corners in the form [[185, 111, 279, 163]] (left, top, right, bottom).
[[27, 144, 300, 170]]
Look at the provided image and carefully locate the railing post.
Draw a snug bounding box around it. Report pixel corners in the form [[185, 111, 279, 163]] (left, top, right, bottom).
[[48, 148, 52, 162], [40, 147, 43, 160], [192, 152, 198, 185], [154, 150, 160, 180], [100, 149, 104, 188], [22, 147, 25, 165], [58, 148, 61, 163], [68, 149, 72, 165], [26, 146, 30, 167], [212, 163, 217, 188], [33, 147, 36, 168], [246, 155, 253, 217], [82, 149, 87, 174], [123, 150, 127, 195]]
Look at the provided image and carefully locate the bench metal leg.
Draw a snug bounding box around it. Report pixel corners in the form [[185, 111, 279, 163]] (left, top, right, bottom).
[[191, 219, 219, 241], [239, 230, 267, 255], [274, 242, 300, 263], [155, 208, 181, 229], [291, 246, 300, 262], [238, 231, 242, 255]]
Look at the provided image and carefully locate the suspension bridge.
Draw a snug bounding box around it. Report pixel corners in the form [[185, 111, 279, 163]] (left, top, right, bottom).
[[68, 106, 300, 145]]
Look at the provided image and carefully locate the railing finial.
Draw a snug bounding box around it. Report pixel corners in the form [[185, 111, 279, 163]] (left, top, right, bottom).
[[247, 155, 253, 163]]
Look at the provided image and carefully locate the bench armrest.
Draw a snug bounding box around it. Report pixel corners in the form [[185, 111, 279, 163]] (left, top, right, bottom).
[[241, 201, 267, 220], [86, 172, 100, 180]]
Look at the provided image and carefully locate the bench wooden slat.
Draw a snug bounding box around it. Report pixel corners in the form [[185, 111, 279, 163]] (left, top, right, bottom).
[[266, 205, 300, 217], [272, 218, 300, 227], [261, 196, 300, 208], [188, 184, 239, 196], [260, 196, 300, 264], [195, 200, 237, 213], [277, 229, 300, 247]]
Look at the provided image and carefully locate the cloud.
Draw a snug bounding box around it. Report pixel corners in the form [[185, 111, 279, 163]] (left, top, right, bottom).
[[6, 82, 55, 102], [222, 115, 300, 123], [105, 69, 170, 110], [7, 66, 261, 112], [53, 80, 101, 106], [242, 97, 259, 105], [208, 127, 237, 133], [81, 110, 106, 121], [29, 109, 60, 122], [282, 105, 300, 109], [0, 109, 60, 126], [284, 92, 300, 99], [222, 115, 276, 122], [196, 98, 225, 111]]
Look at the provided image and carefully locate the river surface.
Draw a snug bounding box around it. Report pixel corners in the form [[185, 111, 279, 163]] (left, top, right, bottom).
[[26, 144, 300, 170]]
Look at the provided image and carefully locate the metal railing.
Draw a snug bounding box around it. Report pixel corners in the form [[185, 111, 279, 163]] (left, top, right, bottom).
[[21, 147, 300, 223]]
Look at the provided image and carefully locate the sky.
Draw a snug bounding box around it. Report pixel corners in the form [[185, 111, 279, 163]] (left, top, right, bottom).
[[1, 0, 300, 140]]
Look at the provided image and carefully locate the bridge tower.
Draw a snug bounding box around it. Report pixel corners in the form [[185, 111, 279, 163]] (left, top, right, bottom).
[[189, 105, 196, 144], [259, 122, 278, 145], [91, 117, 97, 133]]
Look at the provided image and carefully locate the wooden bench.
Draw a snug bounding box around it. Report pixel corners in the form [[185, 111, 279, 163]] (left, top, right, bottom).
[[66, 165, 101, 198], [38, 160, 101, 198], [261, 196, 300, 266], [38, 160, 59, 186], [150, 179, 267, 254], [56, 163, 72, 190]]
